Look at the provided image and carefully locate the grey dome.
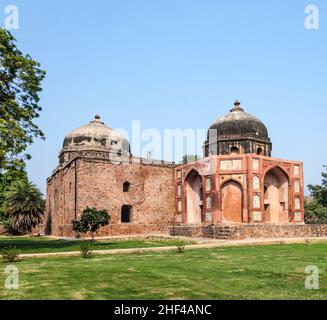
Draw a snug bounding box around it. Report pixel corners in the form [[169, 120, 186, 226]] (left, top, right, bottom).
[[62, 115, 130, 155], [208, 100, 269, 140]]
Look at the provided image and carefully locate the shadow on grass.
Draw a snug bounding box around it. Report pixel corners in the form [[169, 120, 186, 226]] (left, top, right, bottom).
[[0, 239, 118, 253]]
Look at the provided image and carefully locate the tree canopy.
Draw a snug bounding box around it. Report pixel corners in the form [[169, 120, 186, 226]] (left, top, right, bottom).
[[305, 165, 327, 224], [72, 207, 111, 240], [0, 28, 46, 172], [3, 180, 45, 233]]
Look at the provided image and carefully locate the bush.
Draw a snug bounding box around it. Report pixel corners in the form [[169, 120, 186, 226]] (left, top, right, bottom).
[[0, 245, 20, 262], [176, 240, 186, 253], [305, 201, 327, 224], [72, 207, 111, 240], [79, 241, 93, 258]]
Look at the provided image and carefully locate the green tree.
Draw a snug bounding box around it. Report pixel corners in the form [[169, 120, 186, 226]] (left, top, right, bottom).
[[0, 28, 46, 171], [72, 207, 111, 240], [180, 154, 200, 164], [305, 165, 327, 224], [307, 165, 327, 207], [3, 180, 45, 233]]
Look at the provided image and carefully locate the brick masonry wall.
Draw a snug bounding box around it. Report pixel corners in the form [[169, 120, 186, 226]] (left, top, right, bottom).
[[46, 157, 176, 237], [170, 224, 327, 240]]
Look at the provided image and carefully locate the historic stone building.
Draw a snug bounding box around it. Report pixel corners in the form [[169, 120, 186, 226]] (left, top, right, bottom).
[[46, 100, 306, 238]]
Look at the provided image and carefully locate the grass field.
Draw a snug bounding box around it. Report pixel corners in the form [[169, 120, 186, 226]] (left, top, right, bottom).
[[0, 236, 191, 254], [0, 242, 326, 300]]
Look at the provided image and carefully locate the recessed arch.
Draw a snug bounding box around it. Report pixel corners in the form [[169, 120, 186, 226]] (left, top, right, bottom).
[[264, 166, 289, 223], [121, 205, 132, 223], [221, 180, 243, 223], [263, 165, 290, 184], [123, 181, 130, 192], [220, 178, 243, 189], [230, 146, 240, 154], [185, 169, 204, 224], [256, 147, 263, 155], [183, 167, 203, 182]]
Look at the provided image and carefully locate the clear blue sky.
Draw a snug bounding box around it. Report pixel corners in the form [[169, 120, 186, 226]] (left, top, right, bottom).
[[1, 0, 326, 194]]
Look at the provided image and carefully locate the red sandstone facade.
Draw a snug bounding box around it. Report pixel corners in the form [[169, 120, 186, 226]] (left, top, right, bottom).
[[45, 101, 305, 237], [174, 155, 304, 226]]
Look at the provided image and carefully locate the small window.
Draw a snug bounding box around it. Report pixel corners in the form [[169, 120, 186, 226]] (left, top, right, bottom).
[[256, 147, 263, 155], [231, 146, 239, 154], [121, 205, 132, 223], [123, 181, 130, 192]]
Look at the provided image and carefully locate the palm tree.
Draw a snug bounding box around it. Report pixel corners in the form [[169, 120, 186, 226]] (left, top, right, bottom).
[[3, 180, 45, 233]]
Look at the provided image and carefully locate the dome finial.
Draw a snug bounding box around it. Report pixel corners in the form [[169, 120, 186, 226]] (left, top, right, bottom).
[[230, 99, 244, 112], [90, 115, 104, 125]]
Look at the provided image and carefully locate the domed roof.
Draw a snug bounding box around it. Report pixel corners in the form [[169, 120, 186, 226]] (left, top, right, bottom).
[[208, 100, 269, 140], [62, 115, 130, 154]]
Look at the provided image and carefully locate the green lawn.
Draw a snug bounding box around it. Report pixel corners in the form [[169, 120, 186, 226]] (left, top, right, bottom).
[[0, 236, 191, 254], [0, 242, 326, 299]]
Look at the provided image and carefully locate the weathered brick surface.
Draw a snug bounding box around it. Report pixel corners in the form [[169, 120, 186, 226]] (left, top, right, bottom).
[[170, 224, 327, 240], [46, 157, 175, 237]]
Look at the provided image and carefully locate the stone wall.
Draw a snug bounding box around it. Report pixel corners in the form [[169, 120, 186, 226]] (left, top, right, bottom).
[[170, 224, 327, 240], [46, 157, 176, 237]]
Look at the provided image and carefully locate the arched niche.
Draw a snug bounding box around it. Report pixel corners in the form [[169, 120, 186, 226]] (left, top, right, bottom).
[[221, 180, 243, 223], [264, 167, 289, 223]]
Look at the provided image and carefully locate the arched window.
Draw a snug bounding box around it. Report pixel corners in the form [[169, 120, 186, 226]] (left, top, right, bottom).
[[253, 195, 261, 208], [231, 146, 239, 154], [123, 181, 130, 192], [206, 196, 212, 210], [257, 147, 263, 155], [294, 181, 300, 193], [253, 176, 260, 190], [121, 205, 132, 223]]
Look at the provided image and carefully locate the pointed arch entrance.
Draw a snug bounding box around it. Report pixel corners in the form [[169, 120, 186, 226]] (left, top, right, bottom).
[[185, 169, 204, 223], [264, 167, 289, 223], [221, 180, 243, 223]]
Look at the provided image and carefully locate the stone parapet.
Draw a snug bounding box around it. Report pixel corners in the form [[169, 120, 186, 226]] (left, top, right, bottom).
[[170, 224, 327, 240]]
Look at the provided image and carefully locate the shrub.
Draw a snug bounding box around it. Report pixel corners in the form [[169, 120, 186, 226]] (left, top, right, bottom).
[[176, 240, 186, 253], [0, 245, 20, 262], [79, 241, 93, 258], [304, 201, 327, 224], [72, 207, 111, 240]]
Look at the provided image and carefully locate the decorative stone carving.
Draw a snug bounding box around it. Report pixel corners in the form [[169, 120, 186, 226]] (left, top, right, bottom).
[[253, 176, 260, 190], [220, 159, 242, 170], [253, 195, 261, 208], [206, 177, 211, 192], [295, 198, 301, 210], [177, 200, 182, 212], [253, 159, 259, 171], [177, 184, 182, 197], [294, 165, 300, 176], [294, 180, 300, 193], [294, 212, 302, 222], [253, 211, 262, 222], [206, 196, 212, 210]]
